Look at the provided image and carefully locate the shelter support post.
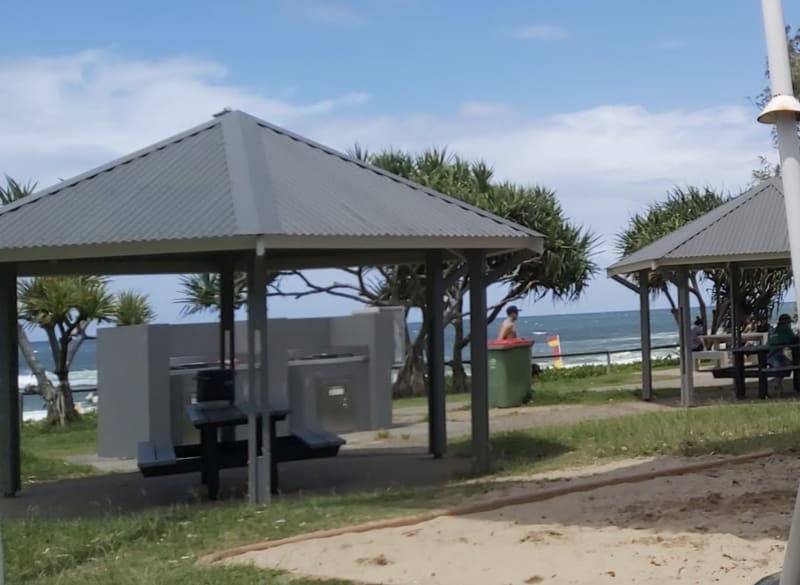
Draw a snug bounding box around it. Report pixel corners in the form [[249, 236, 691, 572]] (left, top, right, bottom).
[[220, 257, 236, 442], [425, 250, 446, 458], [467, 250, 490, 474], [0, 265, 19, 497], [638, 270, 653, 401], [246, 253, 271, 505], [676, 269, 694, 407], [728, 263, 741, 349], [220, 257, 236, 368]]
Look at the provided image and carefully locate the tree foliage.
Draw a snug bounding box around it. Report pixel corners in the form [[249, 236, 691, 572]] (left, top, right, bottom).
[[177, 273, 249, 315], [114, 290, 156, 325], [18, 276, 116, 424]]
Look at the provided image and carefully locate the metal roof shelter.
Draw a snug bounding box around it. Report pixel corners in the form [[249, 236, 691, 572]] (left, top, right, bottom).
[[607, 178, 791, 407], [0, 109, 544, 503]]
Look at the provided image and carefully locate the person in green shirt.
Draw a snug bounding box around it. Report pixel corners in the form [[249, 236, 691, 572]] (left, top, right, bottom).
[[767, 313, 799, 369]]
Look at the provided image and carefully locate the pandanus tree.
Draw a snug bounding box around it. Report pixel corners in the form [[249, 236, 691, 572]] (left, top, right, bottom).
[[18, 276, 116, 424], [114, 290, 157, 326]]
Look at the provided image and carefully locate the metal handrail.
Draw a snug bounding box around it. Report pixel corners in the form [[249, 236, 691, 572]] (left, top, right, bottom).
[[392, 343, 681, 371]]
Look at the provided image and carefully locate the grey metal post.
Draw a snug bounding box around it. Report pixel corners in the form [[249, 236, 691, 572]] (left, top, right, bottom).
[[220, 257, 235, 442], [425, 250, 446, 458], [467, 250, 490, 473], [638, 269, 653, 400], [220, 257, 235, 368], [0, 265, 20, 497], [729, 263, 741, 348], [246, 252, 271, 504], [677, 269, 694, 407]]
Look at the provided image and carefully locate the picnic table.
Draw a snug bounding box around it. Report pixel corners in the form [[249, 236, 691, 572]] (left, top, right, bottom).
[[713, 344, 800, 400], [702, 332, 768, 350], [186, 402, 289, 500]]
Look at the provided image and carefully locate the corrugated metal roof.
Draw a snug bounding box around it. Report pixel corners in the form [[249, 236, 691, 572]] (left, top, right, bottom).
[[607, 178, 789, 275], [0, 110, 542, 258]]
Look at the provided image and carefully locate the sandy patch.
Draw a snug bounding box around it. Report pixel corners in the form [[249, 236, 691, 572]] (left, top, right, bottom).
[[222, 454, 798, 584]]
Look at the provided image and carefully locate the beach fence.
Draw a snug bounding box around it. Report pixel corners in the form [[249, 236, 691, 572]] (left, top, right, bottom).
[[530, 343, 680, 373], [392, 343, 680, 376]]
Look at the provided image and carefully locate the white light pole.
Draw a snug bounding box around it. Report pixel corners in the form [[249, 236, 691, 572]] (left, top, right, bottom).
[[758, 2, 800, 584]]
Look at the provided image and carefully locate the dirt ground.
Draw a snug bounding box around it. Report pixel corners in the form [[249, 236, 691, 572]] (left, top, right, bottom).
[[222, 454, 797, 585]]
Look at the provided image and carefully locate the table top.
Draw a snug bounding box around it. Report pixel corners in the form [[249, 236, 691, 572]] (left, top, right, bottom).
[[703, 332, 768, 342], [187, 403, 290, 428]]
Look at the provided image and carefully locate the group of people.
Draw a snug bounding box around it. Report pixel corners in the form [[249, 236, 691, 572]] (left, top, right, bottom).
[[690, 312, 799, 369]]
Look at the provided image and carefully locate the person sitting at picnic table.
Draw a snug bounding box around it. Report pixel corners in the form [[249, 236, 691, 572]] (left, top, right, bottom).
[[689, 316, 705, 352], [743, 314, 758, 333], [767, 313, 799, 369]]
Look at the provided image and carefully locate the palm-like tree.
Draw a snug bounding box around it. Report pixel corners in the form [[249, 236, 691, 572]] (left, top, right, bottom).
[[176, 272, 249, 315], [0, 175, 37, 205], [18, 276, 116, 424], [114, 290, 156, 325]]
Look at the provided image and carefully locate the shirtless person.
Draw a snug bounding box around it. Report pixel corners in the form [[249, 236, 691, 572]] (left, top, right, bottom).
[[498, 305, 519, 340]]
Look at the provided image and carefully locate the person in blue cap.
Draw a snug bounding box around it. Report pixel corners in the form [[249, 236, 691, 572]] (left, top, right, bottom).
[[498, 305, 519, 340]]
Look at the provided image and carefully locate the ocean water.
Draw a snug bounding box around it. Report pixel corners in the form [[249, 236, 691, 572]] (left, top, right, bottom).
[[20, 302, 796, 415]]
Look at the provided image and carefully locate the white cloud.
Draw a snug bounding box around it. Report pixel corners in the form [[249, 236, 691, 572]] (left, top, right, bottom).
[[0, 51, 369, 187], [0, 50, 774, 319], [512, 25, 569, 41]]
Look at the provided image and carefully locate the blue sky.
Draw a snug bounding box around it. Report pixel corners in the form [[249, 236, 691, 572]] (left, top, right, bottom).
[[1, 0, 797, 328]]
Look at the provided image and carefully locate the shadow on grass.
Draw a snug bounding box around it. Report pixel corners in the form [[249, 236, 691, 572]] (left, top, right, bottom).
[[451, 432, 574, 478]]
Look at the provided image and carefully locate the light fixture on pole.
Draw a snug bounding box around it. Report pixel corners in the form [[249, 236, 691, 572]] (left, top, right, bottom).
[[756, 2, 800, 584]]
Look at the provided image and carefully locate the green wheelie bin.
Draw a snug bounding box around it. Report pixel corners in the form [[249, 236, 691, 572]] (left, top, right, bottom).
[[487, 338, 534, 408]]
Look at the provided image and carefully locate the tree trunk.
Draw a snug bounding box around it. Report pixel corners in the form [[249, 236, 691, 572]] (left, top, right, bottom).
[[17, 324, 75, 426], [393, 325, 427, 399], [451, 309, 470, 395], [689, 272, 708, 332], [51, 371, 79, 426]]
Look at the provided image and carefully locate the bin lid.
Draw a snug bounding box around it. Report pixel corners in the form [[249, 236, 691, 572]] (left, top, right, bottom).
[[488, 338, 534, 349]]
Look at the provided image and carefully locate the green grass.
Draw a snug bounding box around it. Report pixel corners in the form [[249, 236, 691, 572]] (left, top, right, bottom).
[[20, 413, 98, 483], [393, 364, 683, 412], [394, 372, 680, 412], [453, 400, 800, 476], [393, 392, 470, 410]]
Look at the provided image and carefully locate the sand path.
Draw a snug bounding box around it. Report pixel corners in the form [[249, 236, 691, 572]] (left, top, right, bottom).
[[223, 454, 797, 584]]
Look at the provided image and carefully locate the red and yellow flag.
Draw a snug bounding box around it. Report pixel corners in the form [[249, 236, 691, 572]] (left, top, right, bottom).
[[547, 335, 563, 369]]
